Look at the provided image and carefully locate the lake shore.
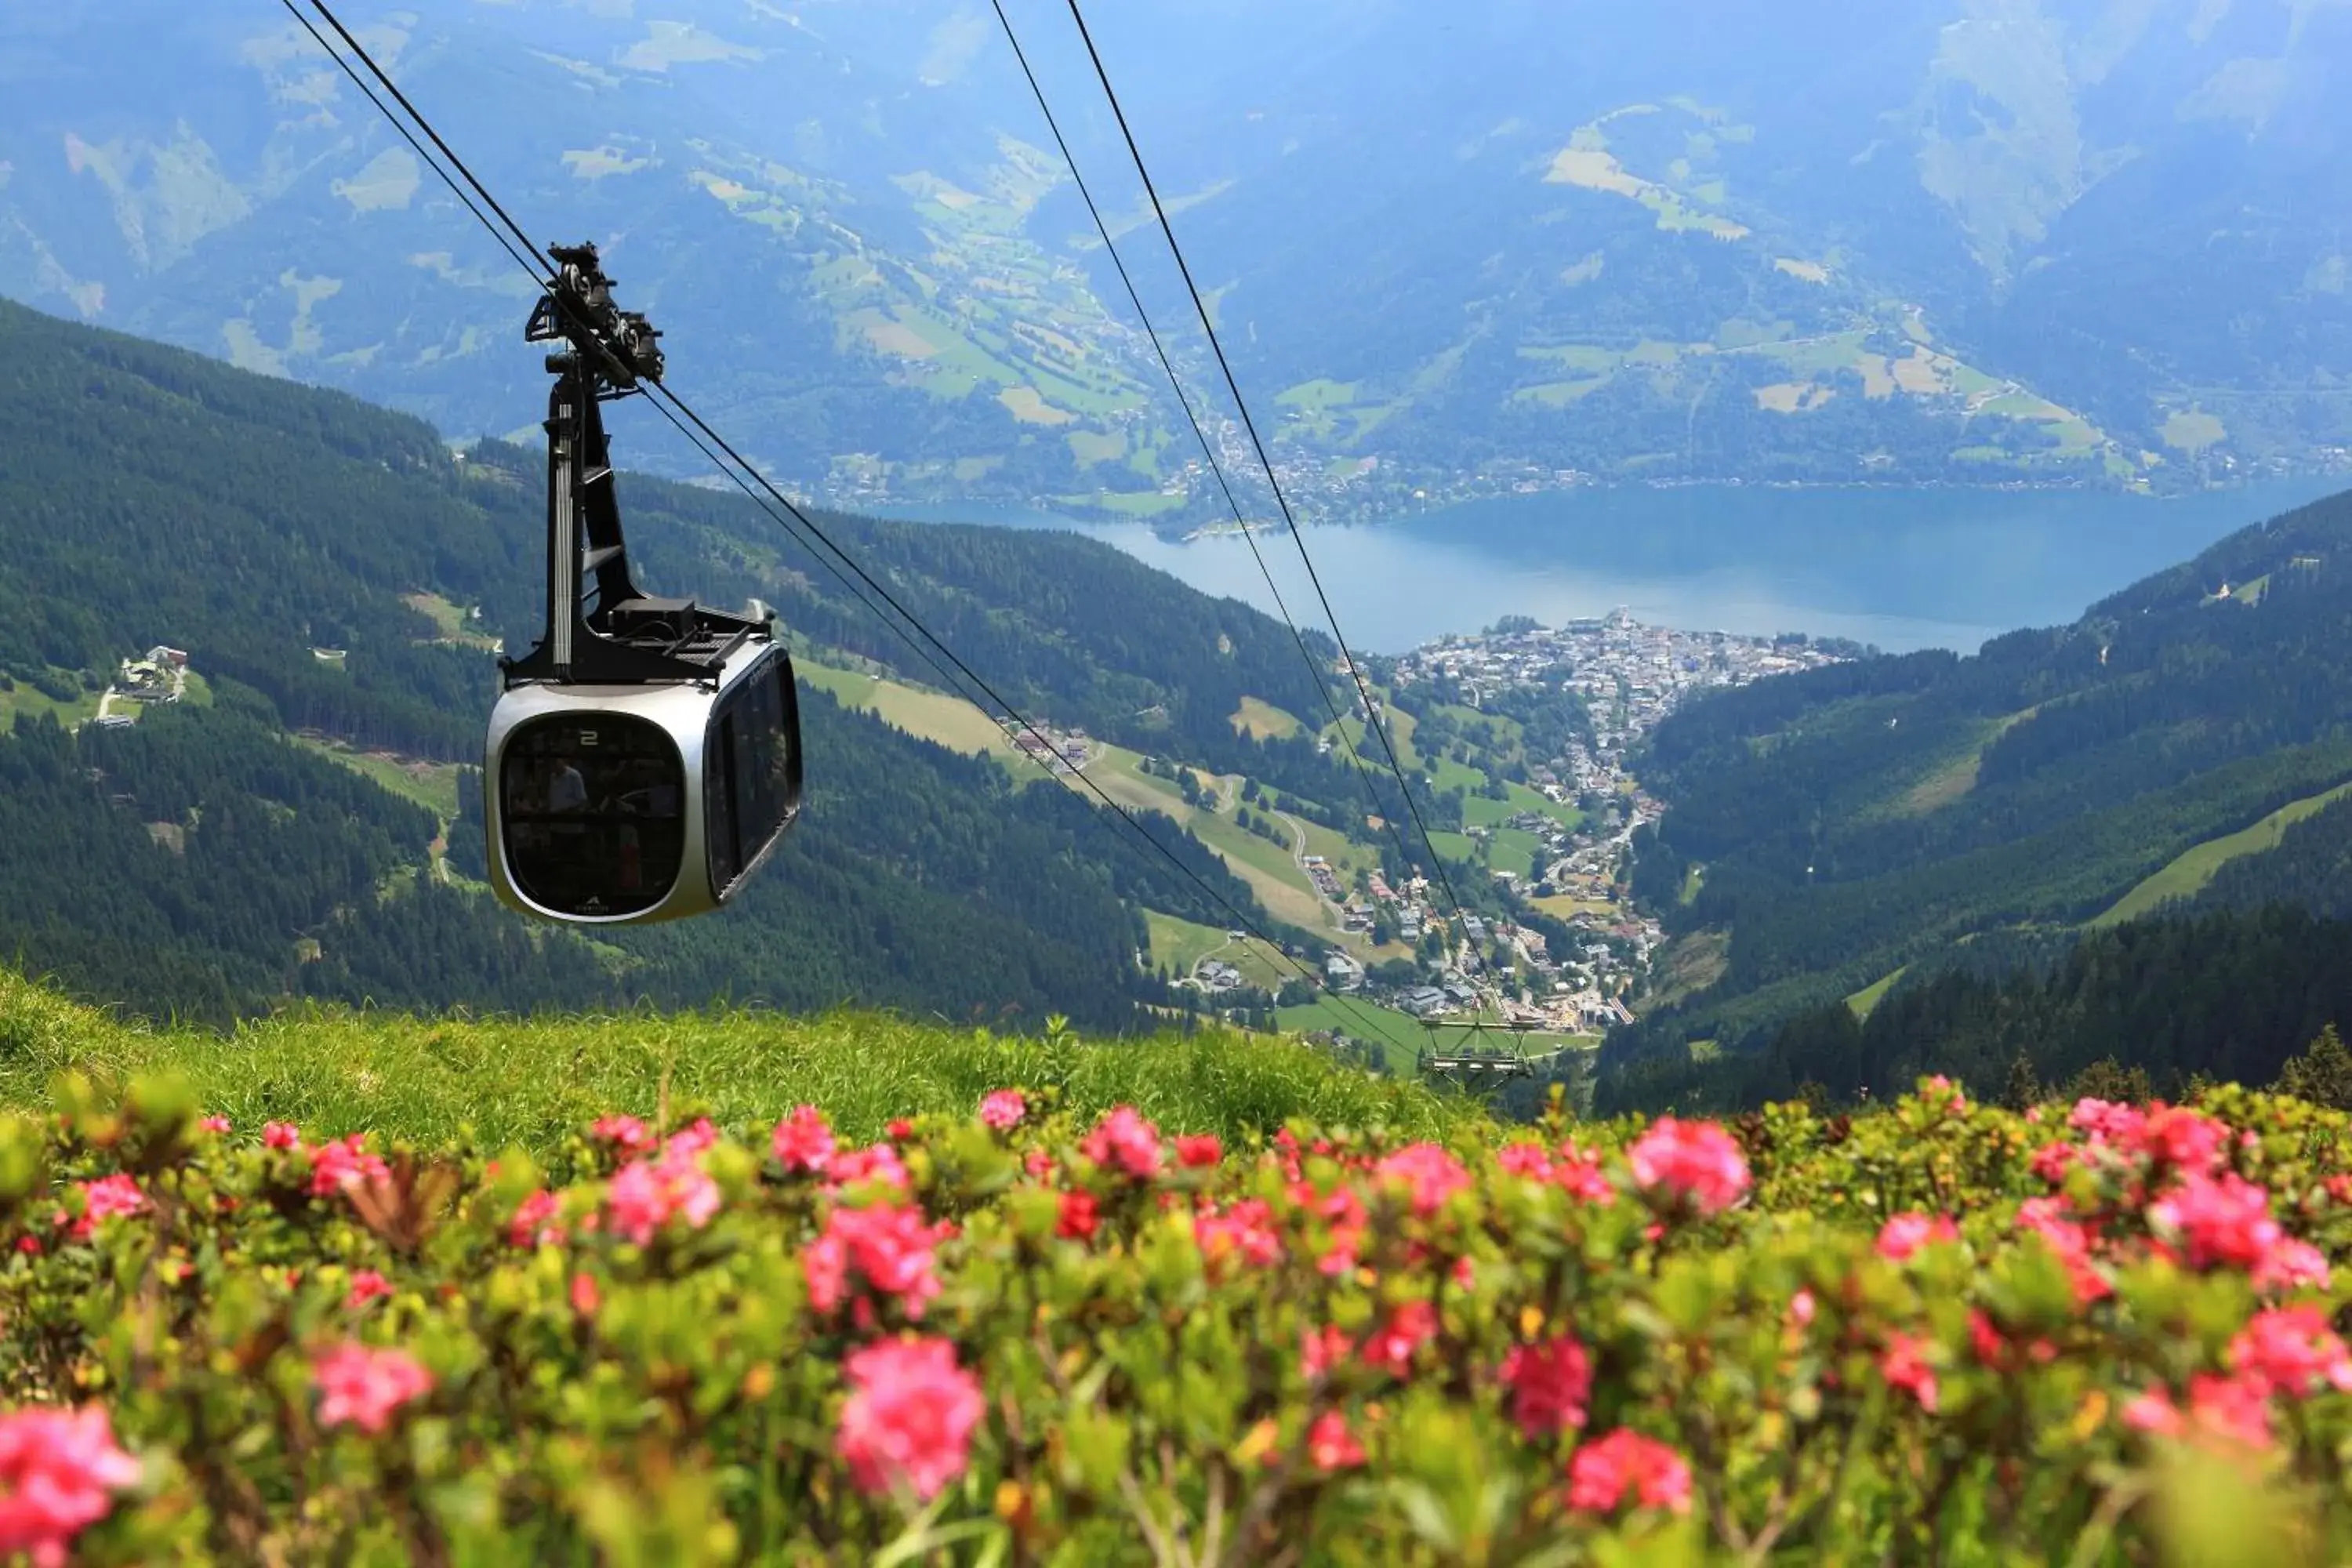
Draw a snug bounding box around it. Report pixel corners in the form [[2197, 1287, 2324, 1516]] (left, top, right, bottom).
[[876, 476, 2344, 655]]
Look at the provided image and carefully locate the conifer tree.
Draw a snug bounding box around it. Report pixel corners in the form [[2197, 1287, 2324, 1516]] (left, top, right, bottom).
[[2276, 1023, 2352, 1110], [2064, 1056, 2151, 1104], [1999, 1051, 2044, 1112]]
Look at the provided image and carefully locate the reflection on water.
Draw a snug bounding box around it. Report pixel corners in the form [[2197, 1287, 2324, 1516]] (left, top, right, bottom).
[[878, 479, 2343, 654]]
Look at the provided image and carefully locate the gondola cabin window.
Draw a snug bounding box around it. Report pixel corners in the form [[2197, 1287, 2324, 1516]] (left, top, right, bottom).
[[706, 651, 800, 898], [499, 715, 686, 918]]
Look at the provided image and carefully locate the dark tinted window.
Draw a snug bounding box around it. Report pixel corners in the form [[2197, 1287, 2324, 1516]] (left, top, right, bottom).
[[500, 714, 685, 917], [706, 652, 800, 898]]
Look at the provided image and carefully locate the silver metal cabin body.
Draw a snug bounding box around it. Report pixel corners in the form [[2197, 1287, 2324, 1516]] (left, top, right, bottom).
[[484, 243, 801, 926]]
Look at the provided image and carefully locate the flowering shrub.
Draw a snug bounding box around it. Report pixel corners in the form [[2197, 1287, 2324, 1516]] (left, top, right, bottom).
[[4, 1069, 2352, 1562]]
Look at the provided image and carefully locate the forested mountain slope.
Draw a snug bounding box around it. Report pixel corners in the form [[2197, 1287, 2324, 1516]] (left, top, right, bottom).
[[1602, 906, 2352, 1115], [0, 296, 1339, 762], [0, 296, 1347, 1029], [1611, 485, 2352, 1076]]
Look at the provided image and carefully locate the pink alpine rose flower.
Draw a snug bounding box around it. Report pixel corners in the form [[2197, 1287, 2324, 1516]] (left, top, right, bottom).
[[2129, 1374, 2274, 1450], [804, 1200, 946, 1318], [1497, 1142, 1554, 1181], [771, 1105, 836, 1174], [604, 1151, 722, 1247], [978, 1090, 1027, 1131], [2229, 1306, 2352, 1398], [2070, 1098, 2147, 1147], [829, 1142, 911, 1192], [1566, 1428, 1693, 1515], [1625, 1118, 1750, 1215], [835, 1338, 985, 1501], [2148, 1172, 2281, 1271], [1879, 1332, 1939, 1412], [2137, 1105, 2227, 1173], [1081, 1105, 1163, 1179], [2016, 1197, 2111, 1305], [1373, 1143, 1472, 1216], [1306, 1410, 1366, 1471], [1875, 1211, 1961, 1263], [591, 1114, 655, 1154], [507, 1189, 564, 1249], [2190, 1373, 2278, 1449], [1359, 1300, 1438, 1377], [1195, 1199, 1281, 1272], [344, 1270, 393, 1310], [1301, 1324, 1352, 1381], [0, 1405, 143, 1568], [1174, 1133, 1223, 1168], [63, 1174, 147, 1240], [198, 1114, 231, 1134], [1054, 1190, 1099, 1241], [662, 1118, 719, 1160], [1500, 1334, 1592, 1438], [307, 1135, 390, 1198], [2028, 1140, 2080, 1184], [2253, 1237, 2332, 1294], [313, 1343, 434, 1434], [262, 1121, 303, 1150], [1551, 1144, 1617, 1203], [2122, 1387, 2183, 1438]]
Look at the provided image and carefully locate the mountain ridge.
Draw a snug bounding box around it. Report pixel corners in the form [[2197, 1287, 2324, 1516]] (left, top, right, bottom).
[[7, 0, 2349, 517]]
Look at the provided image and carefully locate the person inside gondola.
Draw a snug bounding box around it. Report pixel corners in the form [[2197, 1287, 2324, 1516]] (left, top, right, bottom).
[[549, 757, 588, 815]]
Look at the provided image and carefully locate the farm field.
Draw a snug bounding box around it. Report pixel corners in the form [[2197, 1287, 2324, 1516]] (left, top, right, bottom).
[[1844, 965, 1909, 1020], [798, 662, 1028, 766], [1275, 996, 1436, 1074], [1229, 695, 1302, 739], [0, 673, 103, 729], [1463, 781, 1582, 831], [292, 735, 463, 822], [1140, 909, 1290, 993], [1087, 746, 1333, 936]]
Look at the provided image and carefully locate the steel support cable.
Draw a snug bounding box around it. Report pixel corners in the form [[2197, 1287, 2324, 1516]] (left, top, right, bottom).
[[983, 0, 1429, 903], [642, 404, 1425, 1065], [637, 388, 1392, 1044], [286, 2, 950, 708], [1054, 0, 1479, 941], [646, 384, 1424, 1053], [281, 0, 1422, 1058]]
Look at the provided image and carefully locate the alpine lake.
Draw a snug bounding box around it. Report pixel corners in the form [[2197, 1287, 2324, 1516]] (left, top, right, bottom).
[[884, 477, 2346, 655]]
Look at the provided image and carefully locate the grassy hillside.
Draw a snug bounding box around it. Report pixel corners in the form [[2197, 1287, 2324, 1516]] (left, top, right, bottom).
[[12, 999, 2352, 1563], [2092, 780, 2352, 927], [0, 968, 1468, 1154]]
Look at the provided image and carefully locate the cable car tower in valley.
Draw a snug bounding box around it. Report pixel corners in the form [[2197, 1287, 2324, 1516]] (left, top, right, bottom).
[[485, 244, 802, 926]]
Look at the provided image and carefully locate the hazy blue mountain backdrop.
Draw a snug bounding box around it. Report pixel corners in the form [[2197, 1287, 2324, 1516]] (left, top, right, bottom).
[[5, 0, 2349, 521]]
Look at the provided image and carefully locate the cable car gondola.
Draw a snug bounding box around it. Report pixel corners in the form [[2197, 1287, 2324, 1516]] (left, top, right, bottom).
[[484, 243, 801, 925]]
